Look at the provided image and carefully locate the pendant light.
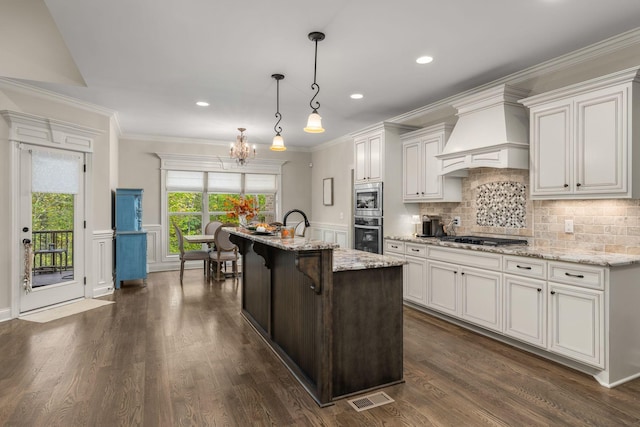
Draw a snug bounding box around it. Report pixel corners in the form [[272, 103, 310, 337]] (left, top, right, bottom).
[[270, 73, 286, 151], [304, 31, 326, 133]]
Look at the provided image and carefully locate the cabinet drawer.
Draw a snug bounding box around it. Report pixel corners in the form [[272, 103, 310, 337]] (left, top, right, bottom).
[[548, 262, 605, 290], [385, 240, 405, 254], [504, 256, 546, 279], [405, 243, 427, 258], [427, 246, 502, 271]]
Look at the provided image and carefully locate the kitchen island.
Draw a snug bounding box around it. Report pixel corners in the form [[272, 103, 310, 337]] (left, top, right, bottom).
[[227, 228, 405, 406]]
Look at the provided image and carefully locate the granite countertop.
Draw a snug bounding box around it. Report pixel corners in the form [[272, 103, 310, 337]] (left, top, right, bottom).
[[332, 248, 406, 272], [386, 235, 640, 267], [226, 227, 339, 251]]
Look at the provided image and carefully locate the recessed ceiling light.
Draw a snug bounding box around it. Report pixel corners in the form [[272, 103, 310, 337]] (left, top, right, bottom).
[[350, 93, 364, 99], [196, 101, 210, 107], [416, 56, 434, 65]]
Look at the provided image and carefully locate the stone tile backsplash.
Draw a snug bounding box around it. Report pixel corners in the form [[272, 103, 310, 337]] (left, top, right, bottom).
[[419, 168, 640, 254]]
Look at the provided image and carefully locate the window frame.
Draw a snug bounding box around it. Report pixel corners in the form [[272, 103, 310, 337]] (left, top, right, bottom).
[[158, 153, 285, 263]]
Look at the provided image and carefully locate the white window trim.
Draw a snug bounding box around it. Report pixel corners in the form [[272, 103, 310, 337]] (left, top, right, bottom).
[[157, 153, 286, 263]]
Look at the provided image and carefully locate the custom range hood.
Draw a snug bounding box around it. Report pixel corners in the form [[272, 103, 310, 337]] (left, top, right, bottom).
[[437, 84, 530, 176]]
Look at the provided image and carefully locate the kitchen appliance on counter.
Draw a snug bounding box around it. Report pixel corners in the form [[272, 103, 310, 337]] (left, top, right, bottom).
[[439, 235, 528, 246], [417, 215, 444, 237], [354, 216, 382, 254], [354, 182, 383, 217]]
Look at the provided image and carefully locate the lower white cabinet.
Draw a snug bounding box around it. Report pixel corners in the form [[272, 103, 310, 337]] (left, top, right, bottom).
[[405, 255, 427, 305], [387, 238, 640, 387], [548, 282, 604, 368], [426, 260, 458, 316], [460, 267, 502, 332], [504, 274, 547, 348], [427, 261, 502, 332]]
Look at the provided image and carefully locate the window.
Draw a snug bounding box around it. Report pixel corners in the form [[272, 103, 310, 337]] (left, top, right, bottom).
[[166, 170, 278, 254]]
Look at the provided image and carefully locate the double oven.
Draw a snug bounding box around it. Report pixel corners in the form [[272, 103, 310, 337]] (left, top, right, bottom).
[[353, 182, 383, 254]]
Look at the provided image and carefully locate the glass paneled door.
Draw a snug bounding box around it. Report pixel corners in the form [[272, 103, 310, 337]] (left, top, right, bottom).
[[19, 145, 85, 313]]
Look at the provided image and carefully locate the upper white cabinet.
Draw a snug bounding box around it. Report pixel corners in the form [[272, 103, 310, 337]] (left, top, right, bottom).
[[521, 67, 640, 199], [353, 123, 417, 184], [401, 124, 463, 202], [354, 133, 382, 182]]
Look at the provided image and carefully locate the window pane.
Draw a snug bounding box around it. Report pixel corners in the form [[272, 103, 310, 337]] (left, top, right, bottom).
[[209, 172, 242, 193], [168, 214, 203, 253], [167, 171, 204, 191], [245, 174, 276, 193], [168, 192, 202, 213]]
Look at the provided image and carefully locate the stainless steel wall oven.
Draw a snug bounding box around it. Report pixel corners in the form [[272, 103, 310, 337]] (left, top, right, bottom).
[[354, 216, 382, 254]]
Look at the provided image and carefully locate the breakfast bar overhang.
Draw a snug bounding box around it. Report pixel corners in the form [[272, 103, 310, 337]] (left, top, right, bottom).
[[228, 228, 405, 406]]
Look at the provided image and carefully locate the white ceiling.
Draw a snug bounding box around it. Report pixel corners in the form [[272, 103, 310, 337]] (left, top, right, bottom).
[[9, 0, 640, 148]]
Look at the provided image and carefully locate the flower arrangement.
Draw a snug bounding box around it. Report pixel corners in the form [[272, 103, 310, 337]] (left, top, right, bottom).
[[224, 196, 259, 223]]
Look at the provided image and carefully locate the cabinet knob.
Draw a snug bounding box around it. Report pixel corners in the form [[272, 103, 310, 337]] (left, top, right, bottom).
[[416, 192, 419, 195], [550, 290, 556, 295], [461, 272, 465, 276], [564, 184, 569, 188], [576, 183, 582, 187], [537, 288, 542, 292]]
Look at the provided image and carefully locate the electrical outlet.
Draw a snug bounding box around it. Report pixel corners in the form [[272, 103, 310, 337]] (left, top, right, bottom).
[[564, 219, 574, 233], [453, 216, 461, 226]]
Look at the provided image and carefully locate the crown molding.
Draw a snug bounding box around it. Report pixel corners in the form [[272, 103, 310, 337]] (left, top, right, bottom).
[[123, 132, 311, 152], [0, 77, 117, 118], [388, 27, 640, 124]]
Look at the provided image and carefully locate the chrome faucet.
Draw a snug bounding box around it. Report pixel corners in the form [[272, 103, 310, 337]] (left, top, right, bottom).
[[283, 209, 310, 227]]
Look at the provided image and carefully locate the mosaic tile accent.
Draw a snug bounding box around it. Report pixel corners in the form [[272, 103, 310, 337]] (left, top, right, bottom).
[[476, 181, 526, 228]]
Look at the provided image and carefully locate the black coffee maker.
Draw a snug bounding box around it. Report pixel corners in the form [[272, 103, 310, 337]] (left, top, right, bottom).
[[419, 215, 444, 237]]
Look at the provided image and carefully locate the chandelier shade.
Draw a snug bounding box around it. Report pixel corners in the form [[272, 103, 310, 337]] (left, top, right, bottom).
[[229, 127, 255, 166]]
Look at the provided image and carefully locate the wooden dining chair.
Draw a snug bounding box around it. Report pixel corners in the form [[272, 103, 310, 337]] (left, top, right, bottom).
[[210, 223, 239, 281], [172, 221, 210, 285]]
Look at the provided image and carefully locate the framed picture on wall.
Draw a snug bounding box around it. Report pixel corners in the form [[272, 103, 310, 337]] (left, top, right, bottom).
[[323, 178, 333, 206]]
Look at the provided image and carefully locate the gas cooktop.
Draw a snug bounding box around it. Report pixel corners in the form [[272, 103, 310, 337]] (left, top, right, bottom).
[[439, 235, 528, 246]]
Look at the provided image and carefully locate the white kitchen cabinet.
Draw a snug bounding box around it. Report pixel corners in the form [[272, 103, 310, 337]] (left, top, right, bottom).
[[504, 274, 547, 348], [401, 124, 462, 202], [522, 67, 640, 199], [354, 133, 382, 183], [426, 260, 458, 316], [460, 267, 502, 332], [385, 239, 427, 305], [548, 282, 604, 368], [405, 255, 427, 305]]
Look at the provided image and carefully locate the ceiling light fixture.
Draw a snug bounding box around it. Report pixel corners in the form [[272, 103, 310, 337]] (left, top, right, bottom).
[[416, 56, 434, 64], [270, 73, 286, 151], [304, 31, 326, 133], [196, 101, 210, 107], [229, 127, 255, 166], [350, 93, 364, 100]]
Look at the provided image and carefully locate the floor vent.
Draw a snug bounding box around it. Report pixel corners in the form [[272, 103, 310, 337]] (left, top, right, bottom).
[[347, 391, 394, 412]]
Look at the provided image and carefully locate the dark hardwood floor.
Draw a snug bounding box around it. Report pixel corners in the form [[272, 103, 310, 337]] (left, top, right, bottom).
[[1, 270, 640, 426]]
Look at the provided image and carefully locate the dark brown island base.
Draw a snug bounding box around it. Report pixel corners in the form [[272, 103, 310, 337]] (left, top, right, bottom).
[[227, 228, 406, 407]]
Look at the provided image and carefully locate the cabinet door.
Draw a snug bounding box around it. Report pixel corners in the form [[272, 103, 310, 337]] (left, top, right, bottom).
[[403, 141, 421, 200], [460, 267, 502, 332], [354, 138, 368, 182], [575, 87, 626, 195], [530, 103, 572, 196], [548, 283, 604, 368], [405, 255, 427, 305], [368, 135, 383, 181], [426, 260, 458, 316], [504, 275, 546, 347], [421, 135, 444, 199]]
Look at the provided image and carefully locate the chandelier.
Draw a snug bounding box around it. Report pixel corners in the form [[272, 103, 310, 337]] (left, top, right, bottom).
[[229, 127, 255, 165]]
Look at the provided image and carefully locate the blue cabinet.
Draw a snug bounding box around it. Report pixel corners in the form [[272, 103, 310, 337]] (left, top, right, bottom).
[[114, 188, 147, 288]]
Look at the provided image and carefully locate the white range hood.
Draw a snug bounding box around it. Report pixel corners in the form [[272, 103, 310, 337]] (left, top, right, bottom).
[[437, 84, 530, 176]]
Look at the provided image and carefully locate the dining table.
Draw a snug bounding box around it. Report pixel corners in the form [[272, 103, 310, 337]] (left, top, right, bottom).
[[183, 234, 216, 245]]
